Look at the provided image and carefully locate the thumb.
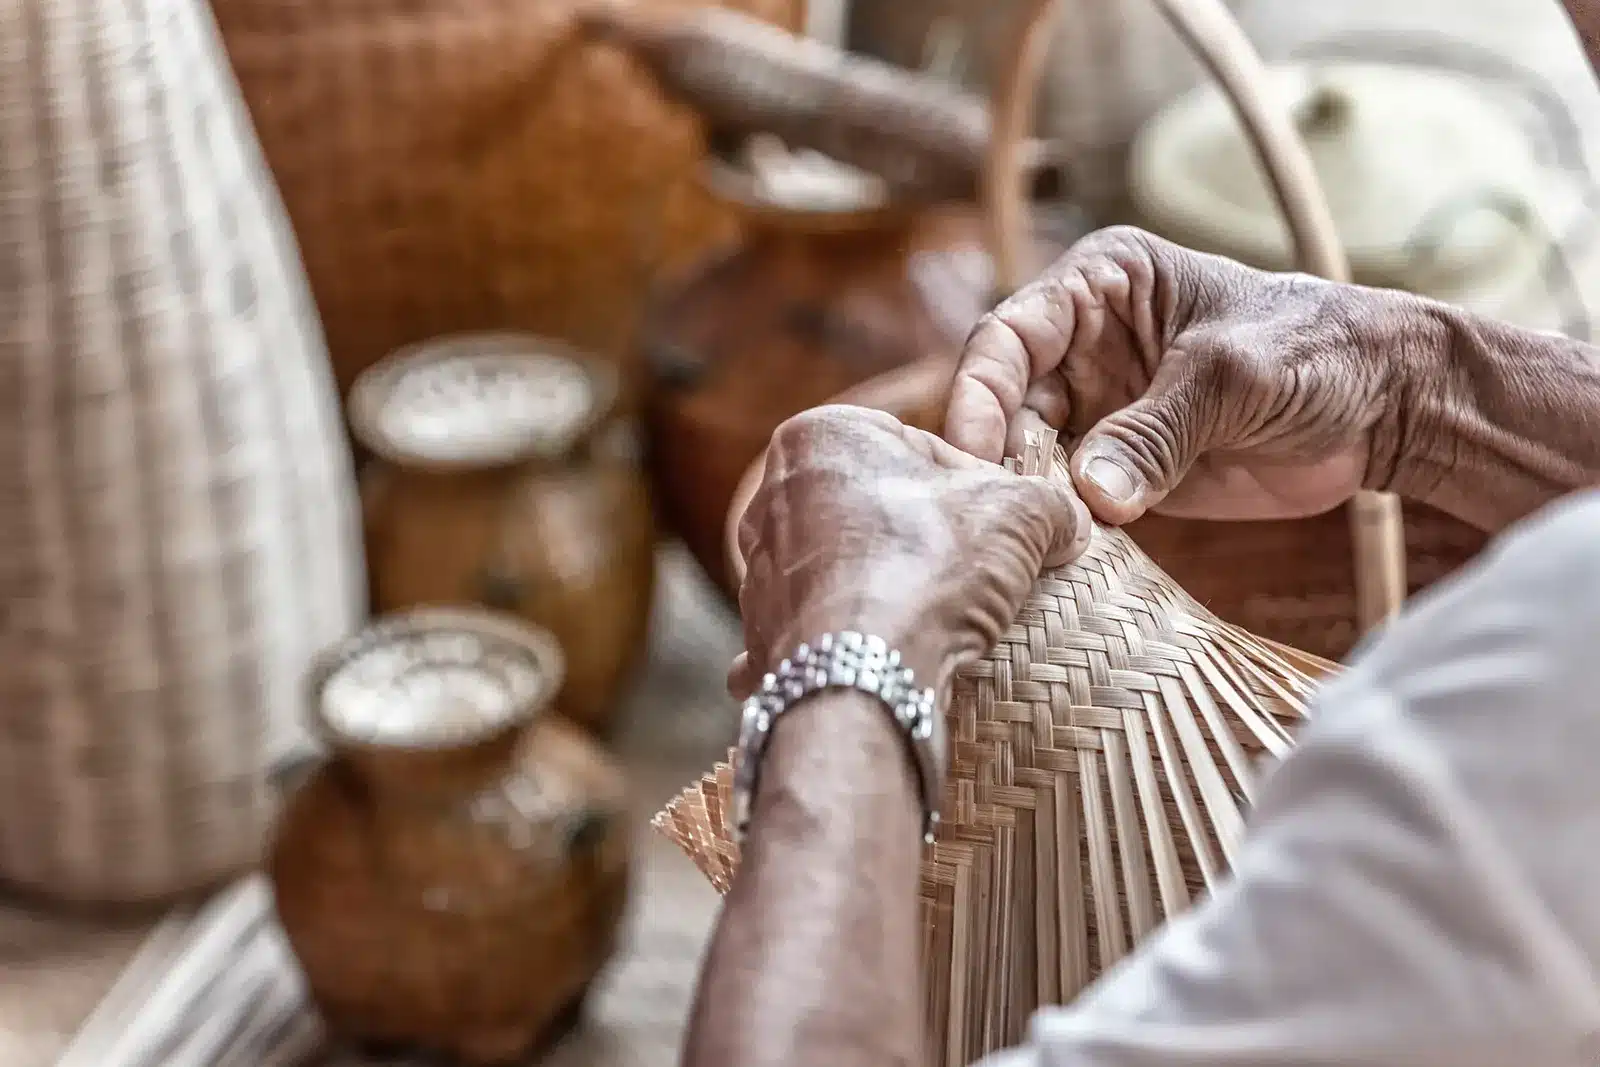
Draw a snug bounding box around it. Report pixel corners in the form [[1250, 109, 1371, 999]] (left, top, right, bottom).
[[1070, 367, 1210, 525]]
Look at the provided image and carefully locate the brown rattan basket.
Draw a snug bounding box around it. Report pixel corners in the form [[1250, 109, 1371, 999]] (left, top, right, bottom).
[[986, 0, 1490, 661], [0, 0, 364, 904], [209, 0, 804, 395]]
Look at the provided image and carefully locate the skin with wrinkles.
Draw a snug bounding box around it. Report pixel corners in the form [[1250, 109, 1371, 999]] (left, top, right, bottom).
[[682, 7, 1600, 1067], [945, 226, 1600, 534], [945, 227, 1406, 523], [724, 406, 1089, 699], [685, 407, 1085, 1067]]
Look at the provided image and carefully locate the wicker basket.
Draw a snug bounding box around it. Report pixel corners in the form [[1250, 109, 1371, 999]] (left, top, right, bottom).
[[209, 0, 804, 395], [0, 0, 364, 903], [657, 430, 1339, 1066]]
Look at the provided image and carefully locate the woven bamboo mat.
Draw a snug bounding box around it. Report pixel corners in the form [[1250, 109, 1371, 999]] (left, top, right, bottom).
[[5, 545, 743, 1067]]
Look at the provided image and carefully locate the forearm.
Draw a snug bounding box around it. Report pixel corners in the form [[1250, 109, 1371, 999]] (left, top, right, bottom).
[[682, 690, 926, 1067], [1385, 301, 1600, 534]]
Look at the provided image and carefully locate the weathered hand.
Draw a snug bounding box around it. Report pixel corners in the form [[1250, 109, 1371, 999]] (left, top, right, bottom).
[[944, 226, 1444, 525], [730, 405, 1090, 700]]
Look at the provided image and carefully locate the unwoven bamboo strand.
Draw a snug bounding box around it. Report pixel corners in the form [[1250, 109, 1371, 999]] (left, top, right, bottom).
[[53, 875, 324, 1067]]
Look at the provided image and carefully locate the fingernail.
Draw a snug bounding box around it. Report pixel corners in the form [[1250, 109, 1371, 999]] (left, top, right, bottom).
[[1084, 458, 1137, 504]]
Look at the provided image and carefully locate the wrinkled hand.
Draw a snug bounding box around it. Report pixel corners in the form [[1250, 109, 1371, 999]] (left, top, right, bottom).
[[945, 226, 1440, 524], [730, 405, 1090, 700]]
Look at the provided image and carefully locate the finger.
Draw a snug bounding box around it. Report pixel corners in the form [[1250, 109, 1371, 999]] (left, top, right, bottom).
[[896, 422, 995, 471], [1069, 356, 1214, 525], [727, 652, 758, 700], [736, 549, 776, 682], [736, 494, 762, 570], [944, 279, 1078, 463], [1014, 474, 1094, 568]]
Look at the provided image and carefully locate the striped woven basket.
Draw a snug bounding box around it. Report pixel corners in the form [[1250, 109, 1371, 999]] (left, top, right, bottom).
[[0, 0, 364, 904]]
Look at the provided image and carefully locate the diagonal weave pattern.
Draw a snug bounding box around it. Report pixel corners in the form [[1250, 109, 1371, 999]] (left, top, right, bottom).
[[654, 432, 1340, 1067]]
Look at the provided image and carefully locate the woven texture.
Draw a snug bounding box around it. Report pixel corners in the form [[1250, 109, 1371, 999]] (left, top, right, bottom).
[[656, 436, 1340, 1067], [0, 0, 363, 903], [209, 0, 804, 395]]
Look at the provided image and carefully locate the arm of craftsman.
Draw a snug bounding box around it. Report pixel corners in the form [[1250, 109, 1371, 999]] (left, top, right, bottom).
[[1395, 304, 1600, 533], [979, 489, 1600, 1067], [680, 407, 1090, 1067], [680, 689, 927, 1067]]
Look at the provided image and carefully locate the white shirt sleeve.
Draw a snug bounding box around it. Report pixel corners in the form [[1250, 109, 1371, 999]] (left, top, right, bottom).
[[981, 490, 1600, 1067]]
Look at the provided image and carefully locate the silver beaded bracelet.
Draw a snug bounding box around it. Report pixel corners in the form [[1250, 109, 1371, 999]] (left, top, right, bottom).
[[731, 631, 942, 846]]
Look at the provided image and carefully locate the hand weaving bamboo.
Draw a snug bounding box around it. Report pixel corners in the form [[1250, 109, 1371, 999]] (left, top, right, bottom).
[[655, 429, 1339, 1066], [657, 1, 1377, 1062]]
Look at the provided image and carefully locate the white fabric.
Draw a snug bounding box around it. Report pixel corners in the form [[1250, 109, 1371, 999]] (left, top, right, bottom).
[[982, 489, 1600, 1066]]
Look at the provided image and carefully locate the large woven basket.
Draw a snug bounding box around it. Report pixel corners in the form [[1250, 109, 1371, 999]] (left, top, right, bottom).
[[657, 431, 1339, 1066], [209, 0, 804, 396], [0, 0, 364, 903]]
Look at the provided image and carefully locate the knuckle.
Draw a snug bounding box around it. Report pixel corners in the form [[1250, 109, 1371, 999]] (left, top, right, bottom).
[[1202, 339, 1263, 385], [1073, 223, 1159, 259], [1101, 405, 1189, 483], [771, 405, 830, 446], [1074, 225, 1248, 337]]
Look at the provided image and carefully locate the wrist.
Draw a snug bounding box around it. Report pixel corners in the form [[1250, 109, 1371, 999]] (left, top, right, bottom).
[[737, 627, 949, 846], [1359, 291, 1454, 503], [756, 689, 924, 839], [1374, 300, 1600, 531], [775, 595, 950, 695]]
